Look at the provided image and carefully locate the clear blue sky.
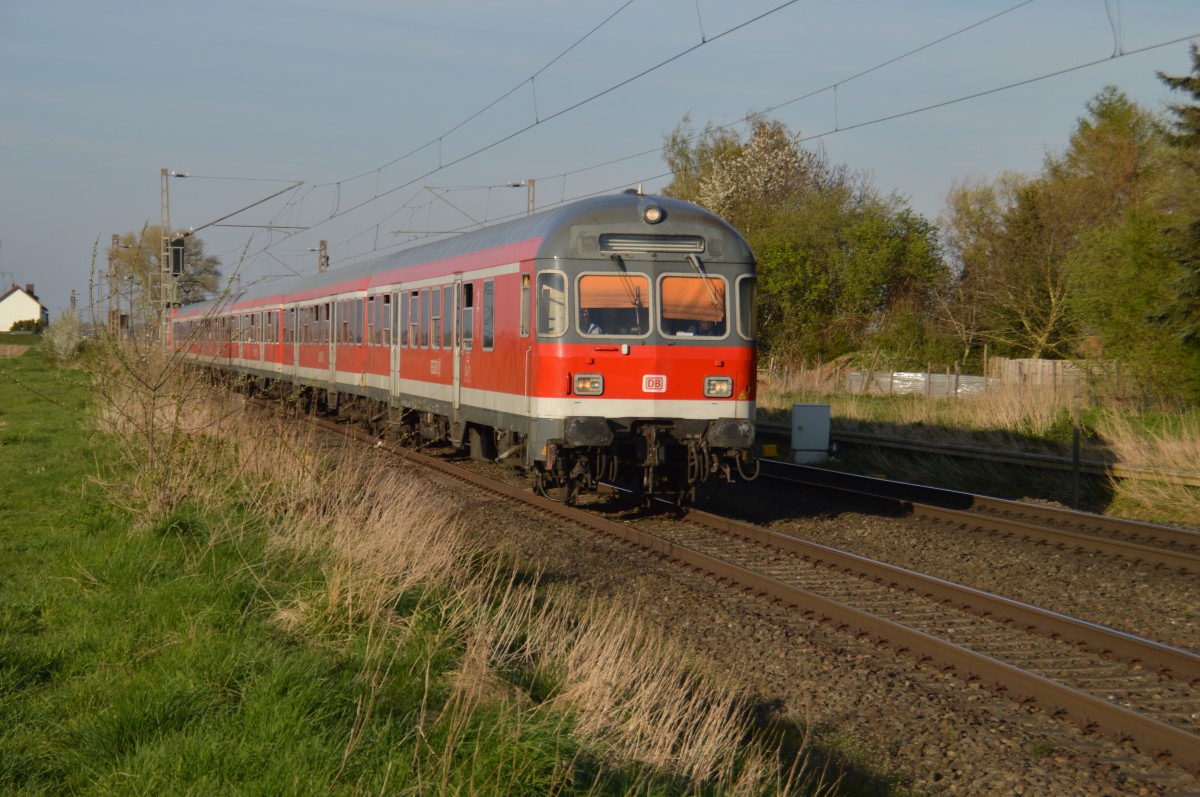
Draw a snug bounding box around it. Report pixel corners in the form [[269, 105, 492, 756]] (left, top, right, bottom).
[[2, 0, 1197, 319]]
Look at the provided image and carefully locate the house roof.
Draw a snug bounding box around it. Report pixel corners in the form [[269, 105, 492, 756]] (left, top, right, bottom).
[[0, 286, 44, 308]]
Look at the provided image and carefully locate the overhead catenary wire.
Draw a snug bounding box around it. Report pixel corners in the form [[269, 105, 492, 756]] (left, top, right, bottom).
[[243, 3, 1197, 281], [281, 0, 1031, 262], [253, 0, 805, 267], [326, 0, 641, 188]]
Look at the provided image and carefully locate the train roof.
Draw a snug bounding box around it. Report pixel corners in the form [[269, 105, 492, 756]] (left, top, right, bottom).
[[177, 192, 750, 316]]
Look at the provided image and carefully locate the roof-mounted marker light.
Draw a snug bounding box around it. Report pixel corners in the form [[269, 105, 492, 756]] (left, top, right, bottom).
[[642, 204, 665, 224]]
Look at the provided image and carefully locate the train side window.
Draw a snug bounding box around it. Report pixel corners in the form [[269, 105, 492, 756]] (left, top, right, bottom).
[[482, 279, 494, 350], [736, 275, 757, 340], [519, 274, 530, 337], [400, 292, 409, 347], [536, 272, 566, 337], [420, 289, 430, 348], [408, 291, 420, 348], [356, 298, 364, 345], [430, 287, 442, 350], [461, 283, 474, 350], [442, 286, 453, 348]]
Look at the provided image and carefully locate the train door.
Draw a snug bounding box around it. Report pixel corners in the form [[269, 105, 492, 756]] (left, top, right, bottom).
[[328, 301, 337, 376], [291, 307, 300, 379], [451, 277, 465, 432], [256, 311, 265, 365], [389, 290, 401, 407], [271, 310, 282, 375]]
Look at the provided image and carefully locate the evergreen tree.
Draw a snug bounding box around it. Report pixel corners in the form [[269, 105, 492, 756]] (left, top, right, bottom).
[[1155, 44, 1200, 346]]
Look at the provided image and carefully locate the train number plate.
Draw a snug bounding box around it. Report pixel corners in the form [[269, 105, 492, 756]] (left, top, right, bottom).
[[642, 374, 667, 393]]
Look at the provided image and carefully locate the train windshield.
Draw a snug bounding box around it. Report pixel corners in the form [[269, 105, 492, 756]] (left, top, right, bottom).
[[578, 273, 649, 336], [660, 275, 727, 337]]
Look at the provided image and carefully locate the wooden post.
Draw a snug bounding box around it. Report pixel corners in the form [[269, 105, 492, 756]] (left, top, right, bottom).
[[861, 350, 880, 395], [983, 344, 989, 395], [1072, 384, 1082, 507]]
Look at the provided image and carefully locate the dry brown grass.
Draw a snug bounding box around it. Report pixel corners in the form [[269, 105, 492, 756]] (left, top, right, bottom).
[[90, 348, 821, 794], [1092, 410, 1200, 525], [758, 369, 1200, 526], [759, 367, 1074, 446]]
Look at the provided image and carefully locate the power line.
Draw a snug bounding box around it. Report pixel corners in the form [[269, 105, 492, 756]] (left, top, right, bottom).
[[325, 0, 641, 188], [799, 31, 1200, 142], [248, 6, 1197, 279], [271, 0, 1032, 263], [256, 0, 805, 261]]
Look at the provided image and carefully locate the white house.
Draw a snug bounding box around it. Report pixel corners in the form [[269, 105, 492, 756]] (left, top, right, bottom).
[[0, 284, 48, 331]]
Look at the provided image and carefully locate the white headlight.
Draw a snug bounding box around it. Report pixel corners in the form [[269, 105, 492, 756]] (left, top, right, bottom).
[[574, 374, 604, 395], [704, 376, 733, 398]]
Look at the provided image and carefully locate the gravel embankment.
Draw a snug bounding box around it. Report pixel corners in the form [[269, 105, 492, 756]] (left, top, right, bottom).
[[411, 456, 1200, 796]]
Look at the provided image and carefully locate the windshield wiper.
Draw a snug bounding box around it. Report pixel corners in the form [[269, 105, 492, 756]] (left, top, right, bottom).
[[609, 254, 646, 332], [686, 253, 722, 309]]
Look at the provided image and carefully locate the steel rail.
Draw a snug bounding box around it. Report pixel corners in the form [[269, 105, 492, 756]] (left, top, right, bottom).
[[759, 459, 1200, 572], [683, 507, 1200, 682], [300, 412, 1200, 774]]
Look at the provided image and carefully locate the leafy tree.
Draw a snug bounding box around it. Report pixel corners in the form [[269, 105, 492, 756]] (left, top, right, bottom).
[[936, 173, 1022, 362], [107, 226, 222, 322], [663, 116, 948, 367], [939, 87, 1163, 361]]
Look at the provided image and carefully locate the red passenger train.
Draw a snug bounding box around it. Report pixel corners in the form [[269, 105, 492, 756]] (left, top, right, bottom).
[[172, 190, 758, 504]]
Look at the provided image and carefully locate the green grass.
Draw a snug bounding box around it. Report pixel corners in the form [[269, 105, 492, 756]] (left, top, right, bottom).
[[0, 347, 522, 793], [0, 344, 433, 794], [1, 343, 816, 796]]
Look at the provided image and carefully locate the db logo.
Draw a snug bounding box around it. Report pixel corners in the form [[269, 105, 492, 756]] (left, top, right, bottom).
[[642, 374, 667, 393]]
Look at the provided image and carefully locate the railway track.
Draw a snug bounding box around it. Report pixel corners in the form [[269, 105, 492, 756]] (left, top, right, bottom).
[[759, 459, 1200, 574], [286, 407, 1200, 784]]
